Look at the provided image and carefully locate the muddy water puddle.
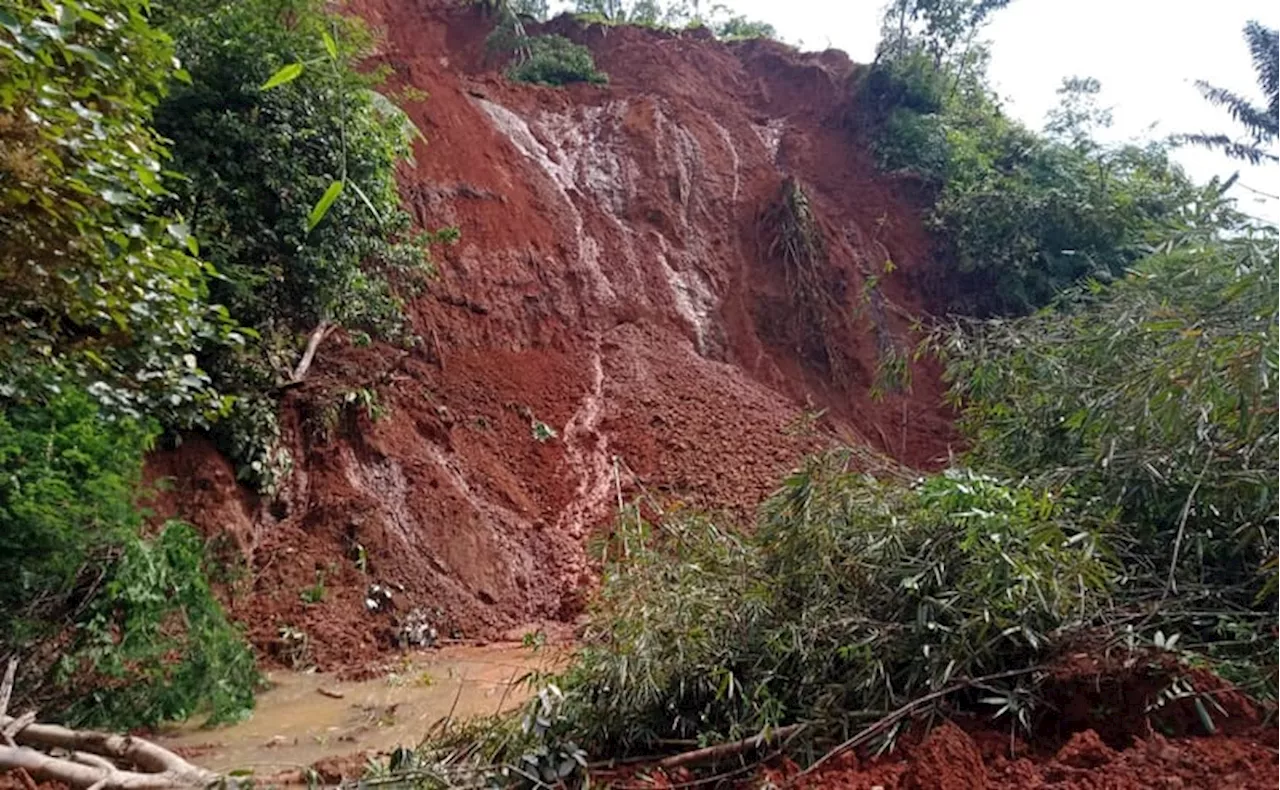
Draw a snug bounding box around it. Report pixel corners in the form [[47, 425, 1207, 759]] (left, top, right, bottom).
[[157, 643, 561, 773]]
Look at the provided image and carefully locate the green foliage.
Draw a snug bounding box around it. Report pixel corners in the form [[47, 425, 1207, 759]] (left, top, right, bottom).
[[711, 13, 775, 41], [0, 389, 154, 643], [878, 0, 1013, 67], [59, 522, 259, 728], [865, 53, 1196, 314], [1177, 21, 1278, 164], [152, 0, 437, 489], [531, 418, 558, 442], [365, 690, 587, 790], [573, 0, 681, 26], [568, 0, 775, 40], [555, 457, 1112, 752], [300, 570, 327, 604], [936, 190, 1278, 598], [157, 0, 429, 337], [0, 0, 232, 424], [215, 393, 294, 495], [507, 34, 608, 86], [0, 388, 257, 729]]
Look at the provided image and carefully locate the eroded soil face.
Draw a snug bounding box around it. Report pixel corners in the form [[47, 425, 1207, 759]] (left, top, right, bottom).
[[148, 0, 955, 670]]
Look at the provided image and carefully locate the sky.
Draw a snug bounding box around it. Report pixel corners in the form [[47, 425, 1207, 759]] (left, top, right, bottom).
[[711, 0, 1280, 224]]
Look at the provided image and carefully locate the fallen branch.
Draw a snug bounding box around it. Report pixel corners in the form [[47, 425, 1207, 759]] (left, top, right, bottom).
[[656, 723, 806, 770], [790, 666, 1044, 783], [289, 320, 337, 384], [0, 658, 16, 719], [0, 714, 219, 789]]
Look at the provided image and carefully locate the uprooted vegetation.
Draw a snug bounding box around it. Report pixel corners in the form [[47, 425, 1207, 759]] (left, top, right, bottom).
[[363, 178, 1276, 785], [761, 178, 850, 382]]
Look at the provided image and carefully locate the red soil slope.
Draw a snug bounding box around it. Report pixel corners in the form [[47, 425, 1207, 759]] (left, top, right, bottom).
[[149, 0, 960, 669], [140, 6, 1279, 788]]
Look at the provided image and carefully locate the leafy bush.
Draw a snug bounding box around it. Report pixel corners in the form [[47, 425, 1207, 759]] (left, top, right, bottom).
[[153, 0, 442, 490], [58, 523, 259, 728], [936, 189, 1278, 601], [713, 14, 776, 40], [556, 456, 1112, 752], [0, 0, 231, 424], [0, 390, 155, 641], [0, 388, 258, 729], [865, 61, 1195, 314], [507, 35, 609, 86], [157, 0, 430, 337], [862, 5, 1196, 316]]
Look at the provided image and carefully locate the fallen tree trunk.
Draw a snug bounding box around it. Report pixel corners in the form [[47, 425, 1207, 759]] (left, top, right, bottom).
[[0, 713, 219, 789]]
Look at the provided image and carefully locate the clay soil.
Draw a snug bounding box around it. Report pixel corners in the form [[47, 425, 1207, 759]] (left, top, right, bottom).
[[148, 0, 957, 672]]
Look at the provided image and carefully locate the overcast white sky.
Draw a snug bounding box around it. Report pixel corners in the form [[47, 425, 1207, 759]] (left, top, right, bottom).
[[716, 0, 1279, 223]]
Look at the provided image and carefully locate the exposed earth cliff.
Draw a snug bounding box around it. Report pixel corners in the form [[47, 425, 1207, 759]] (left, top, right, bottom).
[[149, 0, 956, 669]]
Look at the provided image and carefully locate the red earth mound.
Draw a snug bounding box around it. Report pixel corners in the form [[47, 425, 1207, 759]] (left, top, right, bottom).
[[617, 657, 1279, 790], [796, 661, 1278, 789], [147, 0, 959, 670]]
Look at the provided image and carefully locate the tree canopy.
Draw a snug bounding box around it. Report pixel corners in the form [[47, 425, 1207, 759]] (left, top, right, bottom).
[[1180, 21, 1278, 165]]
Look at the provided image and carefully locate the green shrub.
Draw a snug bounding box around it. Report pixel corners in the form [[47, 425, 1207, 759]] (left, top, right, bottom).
[[937, 191, 1278, 599], [863, 47, 1195, 315], [153, 0, 443, 489], [0, 388, 258, 729], [0, 390, 154, 641], [508, 35, 608, 86], [58, 523, 259, 728], [157, 0, 430, 336], [556, 456, 1113, 752], [0, 0, 232, 425]]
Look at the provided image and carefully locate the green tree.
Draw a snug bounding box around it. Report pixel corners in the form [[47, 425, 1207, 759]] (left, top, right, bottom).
[[877, 0, 1012, 67], [1044, 76, 1113, 146], [0, 0, 231, 425], [154, 0, 445, 491], [865, 10, 1197, 314], [937, 183, 1278, 598], [1180, 21, 1278, 164]]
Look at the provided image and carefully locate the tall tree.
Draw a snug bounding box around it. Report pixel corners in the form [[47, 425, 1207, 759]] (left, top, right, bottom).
[[1181, 21, 1278, 164], [878, 0, 1013, 67]]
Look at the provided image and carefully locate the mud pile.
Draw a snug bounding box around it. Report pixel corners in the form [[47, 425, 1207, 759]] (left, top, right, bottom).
[[150, 0, 958, 668], [790, 660, 1279, 789]]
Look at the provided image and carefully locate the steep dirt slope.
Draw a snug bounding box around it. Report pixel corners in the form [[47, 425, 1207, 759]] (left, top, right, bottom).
[[149, 0, 957, 669]]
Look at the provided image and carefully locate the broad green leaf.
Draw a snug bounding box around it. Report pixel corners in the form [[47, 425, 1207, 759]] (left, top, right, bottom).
[[0, 9, 21, 34], [260, 62, 304, 90], [66, 44, 113, 68], [306, 180, 344, 231], [322, 31, 338, 59]]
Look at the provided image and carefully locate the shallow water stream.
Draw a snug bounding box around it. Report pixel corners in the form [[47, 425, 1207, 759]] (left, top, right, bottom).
[[156, 643, 560, 774]]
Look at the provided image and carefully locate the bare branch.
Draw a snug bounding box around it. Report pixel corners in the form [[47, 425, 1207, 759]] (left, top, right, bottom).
[[0, 714, 219, 790], [656, 723, 806, 770], [289, 320, 337, 384], [0, 658, 16, 719]]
